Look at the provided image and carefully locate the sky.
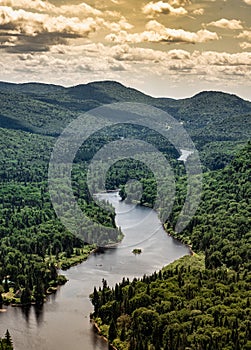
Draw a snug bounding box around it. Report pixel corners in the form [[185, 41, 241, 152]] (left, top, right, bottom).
[[0, 0, 251, 100]]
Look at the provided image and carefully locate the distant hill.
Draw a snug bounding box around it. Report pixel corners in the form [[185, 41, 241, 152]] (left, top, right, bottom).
[[0, 80, 250, 169], [68, 81, 156, 103]]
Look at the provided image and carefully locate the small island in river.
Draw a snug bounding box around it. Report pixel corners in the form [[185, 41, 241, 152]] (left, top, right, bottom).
[[132, 248, 142, 255]]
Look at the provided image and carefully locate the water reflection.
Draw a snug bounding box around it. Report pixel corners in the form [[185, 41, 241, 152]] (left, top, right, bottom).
[[34, 305, 44, 326], [0, 193, 190, 350], [21, 306, 31, 323]]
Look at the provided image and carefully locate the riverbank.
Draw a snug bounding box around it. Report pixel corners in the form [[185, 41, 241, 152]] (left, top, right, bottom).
[[0, 191, 191, 350], [121, 197, 194, 256], [0, 236, 127, 307], [1, 245, 95, 306], [163, 222, 194, 256], [88, 196, 196, 350], [92, 254, 205, 350], [1, 275, 67, 307], [57, 245, 96, 270], [88, 192, 195, 350], [91, 318, 118, 350]]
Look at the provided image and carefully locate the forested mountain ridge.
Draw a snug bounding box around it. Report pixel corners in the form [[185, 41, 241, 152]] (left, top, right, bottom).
[[1, 80, 250, 170]]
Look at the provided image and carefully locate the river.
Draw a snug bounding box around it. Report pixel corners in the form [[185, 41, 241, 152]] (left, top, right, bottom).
[[0, 192, 190, 350]]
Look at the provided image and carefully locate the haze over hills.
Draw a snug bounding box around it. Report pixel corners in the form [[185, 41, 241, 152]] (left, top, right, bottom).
[[0, 80, 250, 170], [1, 80, 250, 118]]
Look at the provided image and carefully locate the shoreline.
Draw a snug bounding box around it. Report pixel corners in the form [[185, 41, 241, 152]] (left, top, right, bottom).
[[1, 192, 194, 350], [1, 246, 96, 308], [162, 223, 194, 256], [117, 191, 194, 256], [0, 239, 122, 308], [91, 318, 118, 350], [89, 196, 194, 350]]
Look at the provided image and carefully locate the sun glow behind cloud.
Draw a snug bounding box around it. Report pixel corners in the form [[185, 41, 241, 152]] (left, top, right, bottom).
[[0, 0, 250, 99]]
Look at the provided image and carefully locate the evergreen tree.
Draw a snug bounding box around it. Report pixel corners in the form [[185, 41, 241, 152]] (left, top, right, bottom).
[[33, 280, 44, 305], [20, 284, 31, 305], [108, 319, 117, 342], [4, 329, 13, 347], [92, 287, 100, 316]]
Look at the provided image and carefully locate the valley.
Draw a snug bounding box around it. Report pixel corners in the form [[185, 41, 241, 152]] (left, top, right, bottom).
[[0, 81, 250, 350]]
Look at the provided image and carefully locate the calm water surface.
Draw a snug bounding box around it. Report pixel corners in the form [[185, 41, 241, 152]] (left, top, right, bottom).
[[0, 192, 190, 350]]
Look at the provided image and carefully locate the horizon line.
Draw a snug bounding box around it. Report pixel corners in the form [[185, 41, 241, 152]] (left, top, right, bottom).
[[0, 79, 250, 103]]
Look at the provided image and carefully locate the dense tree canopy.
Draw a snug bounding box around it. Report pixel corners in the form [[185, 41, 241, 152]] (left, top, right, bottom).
[[91, 144, 251, 350]]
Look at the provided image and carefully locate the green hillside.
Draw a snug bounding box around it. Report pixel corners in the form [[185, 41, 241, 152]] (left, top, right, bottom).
[[0, 81, 250, 170]]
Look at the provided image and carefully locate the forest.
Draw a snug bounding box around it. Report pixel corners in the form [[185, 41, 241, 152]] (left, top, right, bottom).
[[91, 144, 251, 350], [0, 126, 121, 305], [0, 81, 250, 349]]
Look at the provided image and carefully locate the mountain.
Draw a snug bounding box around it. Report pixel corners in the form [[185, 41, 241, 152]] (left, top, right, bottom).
[[0, 80, 250, 170], [0, 81, 65, 95], [67, 81, 157, 103]]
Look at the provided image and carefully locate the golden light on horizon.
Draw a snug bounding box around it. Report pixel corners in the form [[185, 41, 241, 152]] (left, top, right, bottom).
[[0, 0, 250, 99]]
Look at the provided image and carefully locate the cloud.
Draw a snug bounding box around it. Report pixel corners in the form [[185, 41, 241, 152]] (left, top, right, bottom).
[[109, 62, 127, 71], [104, 17, 134, 32], [16, 44, 250, 77], [106, 20, 219, 44], [57, 3, 102, 17], [0, 0, 250, 97], [168, 0, 190, 5], [239, 42, 251, 49], [193, 8, 204, 15], [198, 51, 251, 66], [111, 44, 166, 61], [109, 0, 123, 4], [0, 0, 55, 12], [0, 0, 102, 17], [110, 45, 251, 67], [0, 7, 100, 36], [237, 30, 251, 41], [0, 44, 250, 96], [108, 45, 251, 82], [9, 44, 130, 78], [0, 2, 135, 52], [142, 1, 187, 16], [0, 6, 101, 52], [206, 18, 243, 30]]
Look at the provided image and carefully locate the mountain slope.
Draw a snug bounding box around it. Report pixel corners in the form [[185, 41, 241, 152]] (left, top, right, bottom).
[[0, 81, 250, 169]]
